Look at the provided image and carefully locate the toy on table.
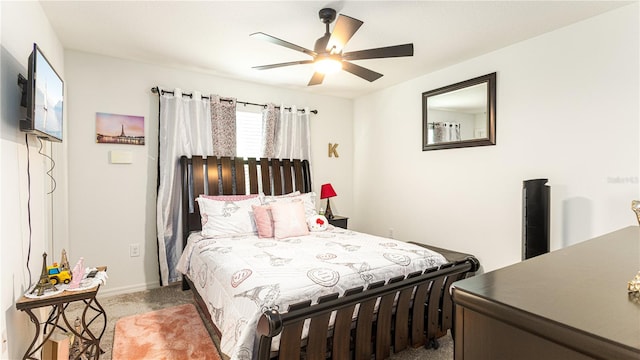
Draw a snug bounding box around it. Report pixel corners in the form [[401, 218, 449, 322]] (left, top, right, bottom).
[[68, 257, 85, 289], [30, 253, 58, 296]]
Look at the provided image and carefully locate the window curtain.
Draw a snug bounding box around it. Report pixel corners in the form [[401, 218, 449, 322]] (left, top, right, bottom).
[[210, 95, 237, 156], [156, 88, 212, 285], [432, 122, 461, 143], [261, 103, 277, 158], [449, 122, 461, 141], [274, 105, 311, 160]]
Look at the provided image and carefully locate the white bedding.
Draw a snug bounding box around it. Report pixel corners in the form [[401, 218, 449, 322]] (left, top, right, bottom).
[[176, 226, 447, 360]]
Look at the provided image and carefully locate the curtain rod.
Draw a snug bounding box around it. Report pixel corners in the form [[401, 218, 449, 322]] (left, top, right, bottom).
[[151, 87, 318, 114]]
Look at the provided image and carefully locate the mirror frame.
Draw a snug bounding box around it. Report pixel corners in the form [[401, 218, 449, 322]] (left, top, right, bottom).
[[422, 72, 496, 151]]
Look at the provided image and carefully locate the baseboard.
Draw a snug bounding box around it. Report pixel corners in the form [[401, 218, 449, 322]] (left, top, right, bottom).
[[97, 281, 161, 298]]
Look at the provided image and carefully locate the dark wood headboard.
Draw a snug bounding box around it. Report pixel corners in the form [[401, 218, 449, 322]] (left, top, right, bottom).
[[180, 156, 312, 236]]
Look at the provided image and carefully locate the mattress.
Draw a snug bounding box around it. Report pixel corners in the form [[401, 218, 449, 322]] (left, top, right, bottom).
[[177, 226, 447, 360]]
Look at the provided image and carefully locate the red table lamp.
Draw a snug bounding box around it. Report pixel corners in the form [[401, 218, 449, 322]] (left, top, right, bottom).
[[320, 183, 337, 219]]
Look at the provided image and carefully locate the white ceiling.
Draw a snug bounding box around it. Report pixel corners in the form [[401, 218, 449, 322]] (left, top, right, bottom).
[[40, 1, 631, 99]]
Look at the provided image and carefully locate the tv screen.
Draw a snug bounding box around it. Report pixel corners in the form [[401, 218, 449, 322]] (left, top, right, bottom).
[[20, 43, 64, 142]]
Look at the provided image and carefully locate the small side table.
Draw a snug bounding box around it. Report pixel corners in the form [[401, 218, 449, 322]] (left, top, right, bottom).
[[328, 215, 349, 229], [16, 269, 107, 360]]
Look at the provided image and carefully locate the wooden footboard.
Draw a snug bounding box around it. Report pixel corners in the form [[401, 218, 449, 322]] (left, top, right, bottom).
[[255, 254, 480, 359]]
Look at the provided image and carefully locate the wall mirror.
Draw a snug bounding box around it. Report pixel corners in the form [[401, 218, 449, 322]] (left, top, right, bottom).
[[422, 72, 496, 151]]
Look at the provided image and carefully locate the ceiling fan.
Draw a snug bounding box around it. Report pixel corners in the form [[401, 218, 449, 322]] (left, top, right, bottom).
[[250, 8, 414, 86]]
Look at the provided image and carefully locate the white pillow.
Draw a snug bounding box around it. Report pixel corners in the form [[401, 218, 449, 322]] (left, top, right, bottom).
[[259, 191, 300, 204], [260, 191, 317, 217], [196, 196, 261, 237], [198, 194, 259, 226]]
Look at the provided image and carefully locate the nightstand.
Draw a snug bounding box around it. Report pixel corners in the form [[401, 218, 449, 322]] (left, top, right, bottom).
[[16, 267, 108, 360], [328, 215, 348, 229]]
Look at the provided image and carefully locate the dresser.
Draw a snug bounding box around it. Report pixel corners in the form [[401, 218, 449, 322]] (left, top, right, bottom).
[[452, 226, 640, 360]]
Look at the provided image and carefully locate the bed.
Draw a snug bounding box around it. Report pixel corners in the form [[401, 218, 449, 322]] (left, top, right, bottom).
[[176, 155, 480, 360]]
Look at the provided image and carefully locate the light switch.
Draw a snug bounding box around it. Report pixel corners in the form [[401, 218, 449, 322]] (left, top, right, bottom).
[[109, 150, 133, 164]]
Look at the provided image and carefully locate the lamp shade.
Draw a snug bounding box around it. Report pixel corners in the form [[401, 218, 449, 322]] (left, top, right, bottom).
[[320, 183, 337, 199]]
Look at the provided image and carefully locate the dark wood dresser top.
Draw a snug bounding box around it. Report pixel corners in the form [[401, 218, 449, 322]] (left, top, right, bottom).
[[453, 226, 640, 356]]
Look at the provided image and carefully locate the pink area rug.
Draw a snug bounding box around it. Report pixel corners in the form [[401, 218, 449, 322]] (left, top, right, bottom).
[[112, 303, 221, 360]]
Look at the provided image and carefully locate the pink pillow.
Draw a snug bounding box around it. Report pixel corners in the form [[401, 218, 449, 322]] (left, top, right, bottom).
[[270, 200, 309, 239], [252, 204, 274, 238]]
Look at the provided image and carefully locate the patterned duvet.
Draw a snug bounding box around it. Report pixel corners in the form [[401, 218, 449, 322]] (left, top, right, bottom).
[[176, 226, 447, 360]]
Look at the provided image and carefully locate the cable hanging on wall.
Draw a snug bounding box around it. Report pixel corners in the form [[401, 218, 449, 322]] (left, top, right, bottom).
[[38, 138, 57, 194], [150, 87, 318, 114], [24, 134, 33, 289]]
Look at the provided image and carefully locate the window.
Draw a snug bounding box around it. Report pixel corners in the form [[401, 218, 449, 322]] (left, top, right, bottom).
[[236, 110, 265, 193], [236, 110, 263, 158]]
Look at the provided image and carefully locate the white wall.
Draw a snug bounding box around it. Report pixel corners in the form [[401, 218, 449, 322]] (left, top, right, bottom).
[[0, 2, 68, 359], [64, 51, 353, 295], [353, 3, 639, 273]]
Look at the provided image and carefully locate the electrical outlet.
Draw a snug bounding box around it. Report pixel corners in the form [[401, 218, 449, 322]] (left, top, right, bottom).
[[2, 330, 7, 354], [129, 243, 140, 257], [388, 228, 394, 239]]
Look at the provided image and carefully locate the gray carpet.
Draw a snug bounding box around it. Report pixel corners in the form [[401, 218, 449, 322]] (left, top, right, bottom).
[[79, 284, 453, 360]]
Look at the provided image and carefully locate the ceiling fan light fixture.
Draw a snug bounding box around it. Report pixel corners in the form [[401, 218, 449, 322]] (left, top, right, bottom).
[[251, 8, 414, 86], [315, 55, 342, 74]]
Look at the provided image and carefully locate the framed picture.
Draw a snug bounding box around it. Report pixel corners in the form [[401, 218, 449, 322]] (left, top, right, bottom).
[[96, 112, 145, 145]]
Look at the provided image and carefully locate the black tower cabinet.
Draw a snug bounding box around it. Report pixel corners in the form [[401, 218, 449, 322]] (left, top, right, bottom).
[[522, 179, 550, 260]]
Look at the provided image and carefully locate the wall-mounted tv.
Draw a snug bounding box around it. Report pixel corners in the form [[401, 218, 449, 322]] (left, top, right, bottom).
[[19, 43, 64, 142]]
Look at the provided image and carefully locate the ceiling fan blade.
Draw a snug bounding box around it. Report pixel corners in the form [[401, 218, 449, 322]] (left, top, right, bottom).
[[342, 61, 383, 82], [250, 32, 317, 57], [307, 72, 325, 86], [253, 60, 314, 70], [327, 14, 363, 52], [343, 43, 414, 61]]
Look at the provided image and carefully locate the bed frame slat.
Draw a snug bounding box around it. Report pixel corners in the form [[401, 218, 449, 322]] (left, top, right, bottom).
[[440, 272, 466, 335], [279, 301, 311, 359], [411, 281, 430, 346], [220, 157, 233, 194], [425, 271, 448, 344], [394, 273, 420, 351], [260, 158, 271, 195], [376, 276, 404, 359], [247, 158, 259, 194], [206, 157, 219, 195], [307, 293, 339, 360], [192, 157, 206, 219], [271, 159, 283, 195], [181, 157, 196, 246], [355, 281, 384, 359], [292, 160, 303, 192], [233, 157, 246, 195], [282, 159, 293, 194], [332, 287, 362, 358]]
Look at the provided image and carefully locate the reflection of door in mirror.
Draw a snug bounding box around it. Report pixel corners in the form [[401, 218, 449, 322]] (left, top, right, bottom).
[[426, 83, 487, 144]]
